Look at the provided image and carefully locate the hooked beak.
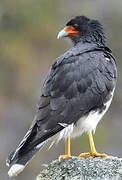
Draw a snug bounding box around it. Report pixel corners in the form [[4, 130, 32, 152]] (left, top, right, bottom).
[[57, 25, 79, 39], [57, 29, 67, 39]]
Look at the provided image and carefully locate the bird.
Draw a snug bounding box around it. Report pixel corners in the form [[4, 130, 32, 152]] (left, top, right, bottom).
[[6, 15, 117, 177]]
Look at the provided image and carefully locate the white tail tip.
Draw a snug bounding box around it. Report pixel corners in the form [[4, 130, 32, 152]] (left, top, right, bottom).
[[8, 164, 25, 177]]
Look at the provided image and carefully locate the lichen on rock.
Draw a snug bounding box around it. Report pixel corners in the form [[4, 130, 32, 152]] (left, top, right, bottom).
[[36, 156, 122, 180]]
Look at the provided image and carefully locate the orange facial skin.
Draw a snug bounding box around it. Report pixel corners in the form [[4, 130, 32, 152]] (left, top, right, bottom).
[[64, 25, 79, 35]]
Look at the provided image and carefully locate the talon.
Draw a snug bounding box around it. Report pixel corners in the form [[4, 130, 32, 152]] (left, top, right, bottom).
[[78, 152, 108, 158], [77, 132, 111, 159], [78, 152, 91, 158], [59, 137, 71, 161], [92, 152, 107, 157], [59, 154, 71, 161]]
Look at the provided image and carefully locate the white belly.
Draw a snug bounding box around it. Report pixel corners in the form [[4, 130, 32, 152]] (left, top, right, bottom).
[[57, 94, 113, 142]]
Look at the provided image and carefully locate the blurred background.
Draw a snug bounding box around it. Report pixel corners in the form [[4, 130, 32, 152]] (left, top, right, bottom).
[[0, 0, 122, 179]]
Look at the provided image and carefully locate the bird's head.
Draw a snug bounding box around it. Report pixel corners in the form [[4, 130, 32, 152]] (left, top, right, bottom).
[[57, 16, 105, 46]]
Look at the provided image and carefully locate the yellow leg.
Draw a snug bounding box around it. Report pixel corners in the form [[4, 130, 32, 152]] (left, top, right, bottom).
[[59, 137, 71, 161], [78, 132, 107, 158], [89, 131, 97, 153]]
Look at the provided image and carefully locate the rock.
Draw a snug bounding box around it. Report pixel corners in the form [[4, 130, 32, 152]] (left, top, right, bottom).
[[36, 156, 122, 180]]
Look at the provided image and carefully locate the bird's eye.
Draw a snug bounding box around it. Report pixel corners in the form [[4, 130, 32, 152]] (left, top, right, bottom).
[[73, 24, 79, 28]]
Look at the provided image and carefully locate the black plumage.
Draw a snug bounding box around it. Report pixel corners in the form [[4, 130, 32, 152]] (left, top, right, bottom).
[[7, 15, 117, 176]]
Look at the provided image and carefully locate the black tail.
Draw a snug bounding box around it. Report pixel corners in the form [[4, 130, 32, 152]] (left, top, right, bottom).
[[7, 118, 64, 169], [7, 122, 47, 168]]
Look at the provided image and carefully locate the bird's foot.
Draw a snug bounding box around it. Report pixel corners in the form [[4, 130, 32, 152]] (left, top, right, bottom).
[[78, 151, 108, 158], [59, 154, 71, 161]]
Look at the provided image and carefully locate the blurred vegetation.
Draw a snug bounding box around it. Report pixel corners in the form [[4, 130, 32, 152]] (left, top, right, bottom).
[[0, 0, 122, 179]]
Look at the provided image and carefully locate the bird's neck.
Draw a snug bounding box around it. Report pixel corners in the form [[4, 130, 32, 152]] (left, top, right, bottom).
[[69, 33, 106, 47]]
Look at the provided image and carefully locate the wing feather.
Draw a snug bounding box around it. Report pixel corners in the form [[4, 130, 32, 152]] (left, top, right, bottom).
[[36, 50, 117, 132]]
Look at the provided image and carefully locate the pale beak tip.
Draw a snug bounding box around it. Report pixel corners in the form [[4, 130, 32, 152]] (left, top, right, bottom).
[[57, 34, 60, 39], [57, 29, 67, 39]]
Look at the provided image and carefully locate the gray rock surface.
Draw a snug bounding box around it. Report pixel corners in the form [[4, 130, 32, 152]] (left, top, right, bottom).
[[36, 156, 122, 180]]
